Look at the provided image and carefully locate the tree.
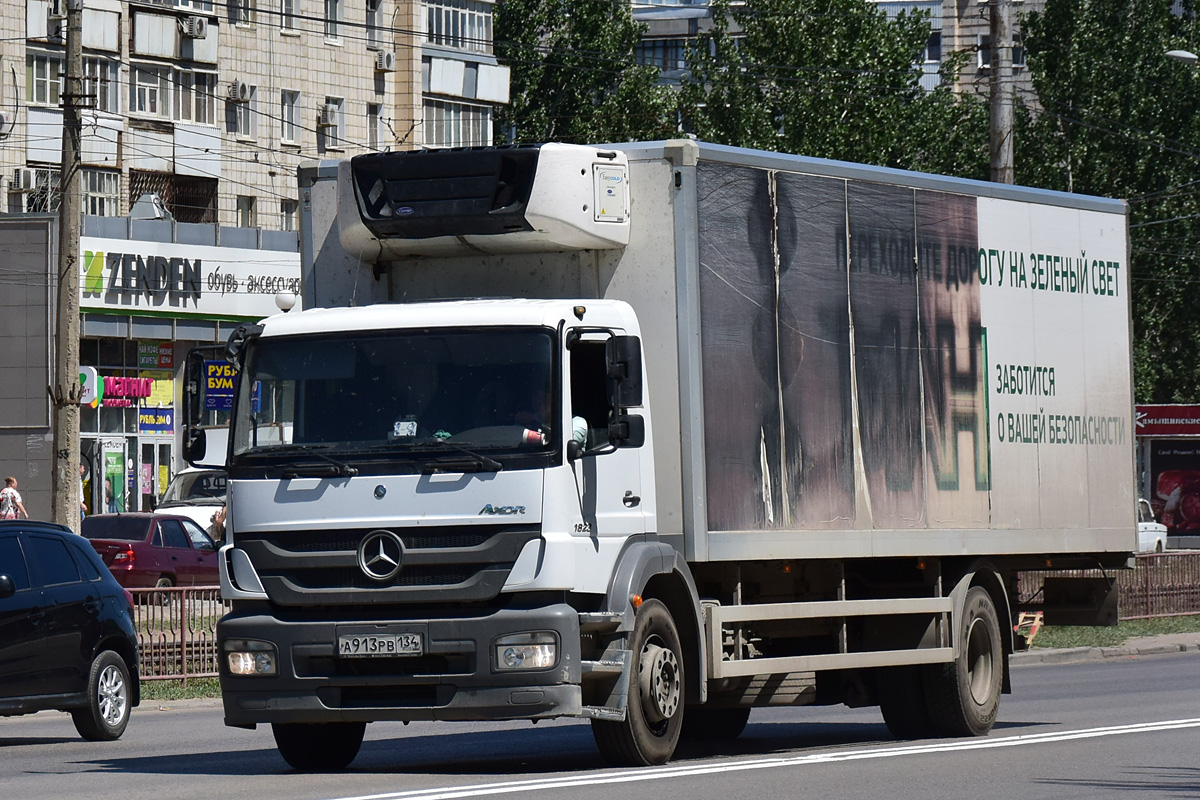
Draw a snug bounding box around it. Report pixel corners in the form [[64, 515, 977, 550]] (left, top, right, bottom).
[[494, 0, 680, 144], [682, 0, 990, 177], [1021, 0, 1200, 401]]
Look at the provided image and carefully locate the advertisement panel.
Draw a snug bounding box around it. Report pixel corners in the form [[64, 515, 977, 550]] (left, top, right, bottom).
[[696, 165, 1131, 535], [79, 236, 302, 321]]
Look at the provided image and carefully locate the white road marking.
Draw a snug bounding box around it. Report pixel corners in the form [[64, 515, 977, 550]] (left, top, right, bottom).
[[330, 717, 1200, 800]]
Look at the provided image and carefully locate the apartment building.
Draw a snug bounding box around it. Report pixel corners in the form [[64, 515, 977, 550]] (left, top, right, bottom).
[[4, 0, 509, 228]]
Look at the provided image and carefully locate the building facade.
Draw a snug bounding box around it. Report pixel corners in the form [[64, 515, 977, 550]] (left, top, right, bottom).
[[0, 0, 508, 519]]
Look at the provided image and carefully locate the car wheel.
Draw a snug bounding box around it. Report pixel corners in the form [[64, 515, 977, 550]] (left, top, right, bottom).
[[72, 650, 132, 741], [272, 722, 366, 771], [154, 576, 174, 606]]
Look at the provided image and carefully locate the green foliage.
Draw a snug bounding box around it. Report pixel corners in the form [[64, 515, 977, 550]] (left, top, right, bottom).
[[140, 678, 221, 702], [683, 0, 990, 176], [1020, 0, 1200, 401], [494, 0, 680, 143]]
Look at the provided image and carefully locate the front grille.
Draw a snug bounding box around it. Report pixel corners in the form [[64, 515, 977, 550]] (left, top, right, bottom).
[[236, 524, 540, 607]]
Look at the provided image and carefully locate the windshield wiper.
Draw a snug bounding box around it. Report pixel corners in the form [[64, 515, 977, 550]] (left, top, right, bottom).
[[421, 444, 503, 473], [249, 443, 359, 478]]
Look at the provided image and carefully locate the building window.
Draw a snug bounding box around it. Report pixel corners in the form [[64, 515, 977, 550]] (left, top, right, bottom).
[[25, 166, 61, 213], [83, 169, 121, 217], [924, 31, 942, 64], [175, 0, 214, 10], [978, 32, 1024, 69], [635, 38, 687, 71], [281, 0, 296, 30], [368, 103, 381, 150], [281, 90, 300, 143], [84, 58, 120, 113], [425, 0, 493, 54], [27, 53, 64, 107], [367, 0, 382, 48], [319, 96, 345, 151], [176, 70, 217, 124], [281, 199, 298, 231], [324, 0, 342, 39], [423, 98, 492, 148], [233, 0, 254, 24], [129, 170, 217, 223], [236, 195, 256, 228], [1012, 30, 1026, 69], [236, 85, 258, 138], [132, 65, 171, 117]]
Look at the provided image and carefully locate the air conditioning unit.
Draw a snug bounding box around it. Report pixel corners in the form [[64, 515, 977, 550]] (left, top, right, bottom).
[[375, 50, 396, 72], [228, 80, 250, 103], [11, 168, 35, 192], [0, 111, 11, 135], [47, 0, 66, 20], [318, 103, 339, 128], [183, 15, 208, 39]]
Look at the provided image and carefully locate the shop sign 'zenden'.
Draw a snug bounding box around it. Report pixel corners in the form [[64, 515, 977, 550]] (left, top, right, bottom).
[[79, 236, 302, 320]]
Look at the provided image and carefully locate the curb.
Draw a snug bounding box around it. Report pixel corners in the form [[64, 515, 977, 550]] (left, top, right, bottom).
[[1012, 641, 1200, 666]]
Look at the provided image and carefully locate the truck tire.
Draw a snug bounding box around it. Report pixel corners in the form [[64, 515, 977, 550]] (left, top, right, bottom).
[[877, 665, 934, 739], [923, 586, 1003, 737], [680, 706, 751, 741], [272, 722, 366, 771], [71, 650, 132, 741], [591, 599, 685, 765]]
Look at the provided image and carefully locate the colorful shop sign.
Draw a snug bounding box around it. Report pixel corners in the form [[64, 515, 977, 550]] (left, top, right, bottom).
[[204, 360, 236, 411], [138, 408, 175, 435], [138, 341, 174, 369], [80, 236, 303, 320]]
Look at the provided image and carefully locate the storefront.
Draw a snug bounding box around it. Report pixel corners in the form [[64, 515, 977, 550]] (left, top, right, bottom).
[[1135, 404, 1200, 538], [0, 213, 301, 519], [76, 225, 302, 514]]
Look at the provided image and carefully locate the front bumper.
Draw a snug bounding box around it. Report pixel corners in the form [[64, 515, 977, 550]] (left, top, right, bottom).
[[218, 604, 582, 727]]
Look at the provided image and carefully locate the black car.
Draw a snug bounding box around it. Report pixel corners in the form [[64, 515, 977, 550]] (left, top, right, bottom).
[[0, 519, 141, 740]]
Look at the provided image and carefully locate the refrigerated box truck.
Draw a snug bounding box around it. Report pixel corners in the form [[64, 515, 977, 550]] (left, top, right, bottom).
[[184, 140, 1135, 770]]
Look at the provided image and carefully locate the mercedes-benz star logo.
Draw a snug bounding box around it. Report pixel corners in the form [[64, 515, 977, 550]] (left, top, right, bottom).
[[357, 530, 404, 582]]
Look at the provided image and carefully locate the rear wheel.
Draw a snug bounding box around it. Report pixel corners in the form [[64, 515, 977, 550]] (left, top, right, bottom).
[[72, 650, 132, 741], [153, 576, 174, 606], [591, 599, 685, 766], [272, 722, 366, 771], [923, 586, 1004, 737]]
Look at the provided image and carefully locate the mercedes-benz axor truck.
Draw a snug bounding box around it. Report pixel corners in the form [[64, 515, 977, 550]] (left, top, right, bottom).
[[183, 140, 1136, 770]]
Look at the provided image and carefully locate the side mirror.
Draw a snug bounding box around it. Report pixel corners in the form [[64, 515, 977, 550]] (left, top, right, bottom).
[[183, 427, 207, 465], [567, 439, 584, 462], [608, 413, 645, 448], [606, 335, 643, 408], [0, 575, 15, 600]]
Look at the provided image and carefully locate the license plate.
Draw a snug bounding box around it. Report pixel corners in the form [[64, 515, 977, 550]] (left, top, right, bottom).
[[337, 633, 423, 658]]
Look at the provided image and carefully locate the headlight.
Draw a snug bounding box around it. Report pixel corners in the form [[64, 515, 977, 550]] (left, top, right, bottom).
[[493, 631, 557, 671], [224, 638, 278, 676]]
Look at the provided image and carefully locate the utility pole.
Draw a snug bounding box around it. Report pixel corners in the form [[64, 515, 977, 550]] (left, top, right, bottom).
[[989, 0, 1014, 184], [50, 0, 85, 532]]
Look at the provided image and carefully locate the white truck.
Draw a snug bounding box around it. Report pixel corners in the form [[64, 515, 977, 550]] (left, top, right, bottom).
[[183, 140, 1135, 771]]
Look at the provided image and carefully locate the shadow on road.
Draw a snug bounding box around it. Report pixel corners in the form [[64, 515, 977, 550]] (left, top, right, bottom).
[[60, 716, 1051, 777]]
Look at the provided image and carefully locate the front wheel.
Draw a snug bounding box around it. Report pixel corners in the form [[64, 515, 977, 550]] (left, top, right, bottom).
[[591, 599, 685, 766], [923, 586, 1004, 737], [272, 722, 366, 771], [72, 650, 132, 741]]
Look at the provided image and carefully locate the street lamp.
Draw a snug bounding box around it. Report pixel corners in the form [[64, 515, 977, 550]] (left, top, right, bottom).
[[1167, 49, 1199, 65]]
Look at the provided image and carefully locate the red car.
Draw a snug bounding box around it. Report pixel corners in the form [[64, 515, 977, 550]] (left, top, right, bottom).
[[81, 513, 219, 589]]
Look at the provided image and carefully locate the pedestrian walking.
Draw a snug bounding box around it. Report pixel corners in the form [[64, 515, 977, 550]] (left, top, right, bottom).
[[0, 476, 29, 519]]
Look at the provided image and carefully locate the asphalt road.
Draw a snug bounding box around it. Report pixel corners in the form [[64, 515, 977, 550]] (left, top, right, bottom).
[[2, 652, 1198, 800]]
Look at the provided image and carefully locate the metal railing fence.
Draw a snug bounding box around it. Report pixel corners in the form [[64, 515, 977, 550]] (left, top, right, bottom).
[[129, 553, 1200, 681]]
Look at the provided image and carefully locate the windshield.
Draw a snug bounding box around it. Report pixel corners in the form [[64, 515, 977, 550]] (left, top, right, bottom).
[[160, 470, 227, 504], [231, 327, 558, 467]]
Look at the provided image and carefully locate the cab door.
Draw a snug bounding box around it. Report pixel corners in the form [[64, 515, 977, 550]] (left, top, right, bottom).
[[0, 533, 44, 702]]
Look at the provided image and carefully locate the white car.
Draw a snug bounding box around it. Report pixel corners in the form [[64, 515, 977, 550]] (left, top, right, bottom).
[[1137, 498, 1168, 553], [154, 467, 226, 532]]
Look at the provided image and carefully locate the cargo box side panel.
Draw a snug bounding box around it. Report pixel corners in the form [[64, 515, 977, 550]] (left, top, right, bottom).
[[977, 197, 1133, 541], [916, 191, 990, 528], [846, 181, 925, 529]]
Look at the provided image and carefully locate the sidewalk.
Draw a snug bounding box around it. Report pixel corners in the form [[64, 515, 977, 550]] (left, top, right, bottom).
[[1012, 632, 1200, 666]]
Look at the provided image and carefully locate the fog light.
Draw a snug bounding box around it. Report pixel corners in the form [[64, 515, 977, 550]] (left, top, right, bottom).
[[224, 639, 278, 676], [494, 632, 557, 671]]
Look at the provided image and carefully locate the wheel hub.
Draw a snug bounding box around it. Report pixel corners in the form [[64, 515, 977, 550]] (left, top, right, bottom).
[[639, 641, 680, 724]]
